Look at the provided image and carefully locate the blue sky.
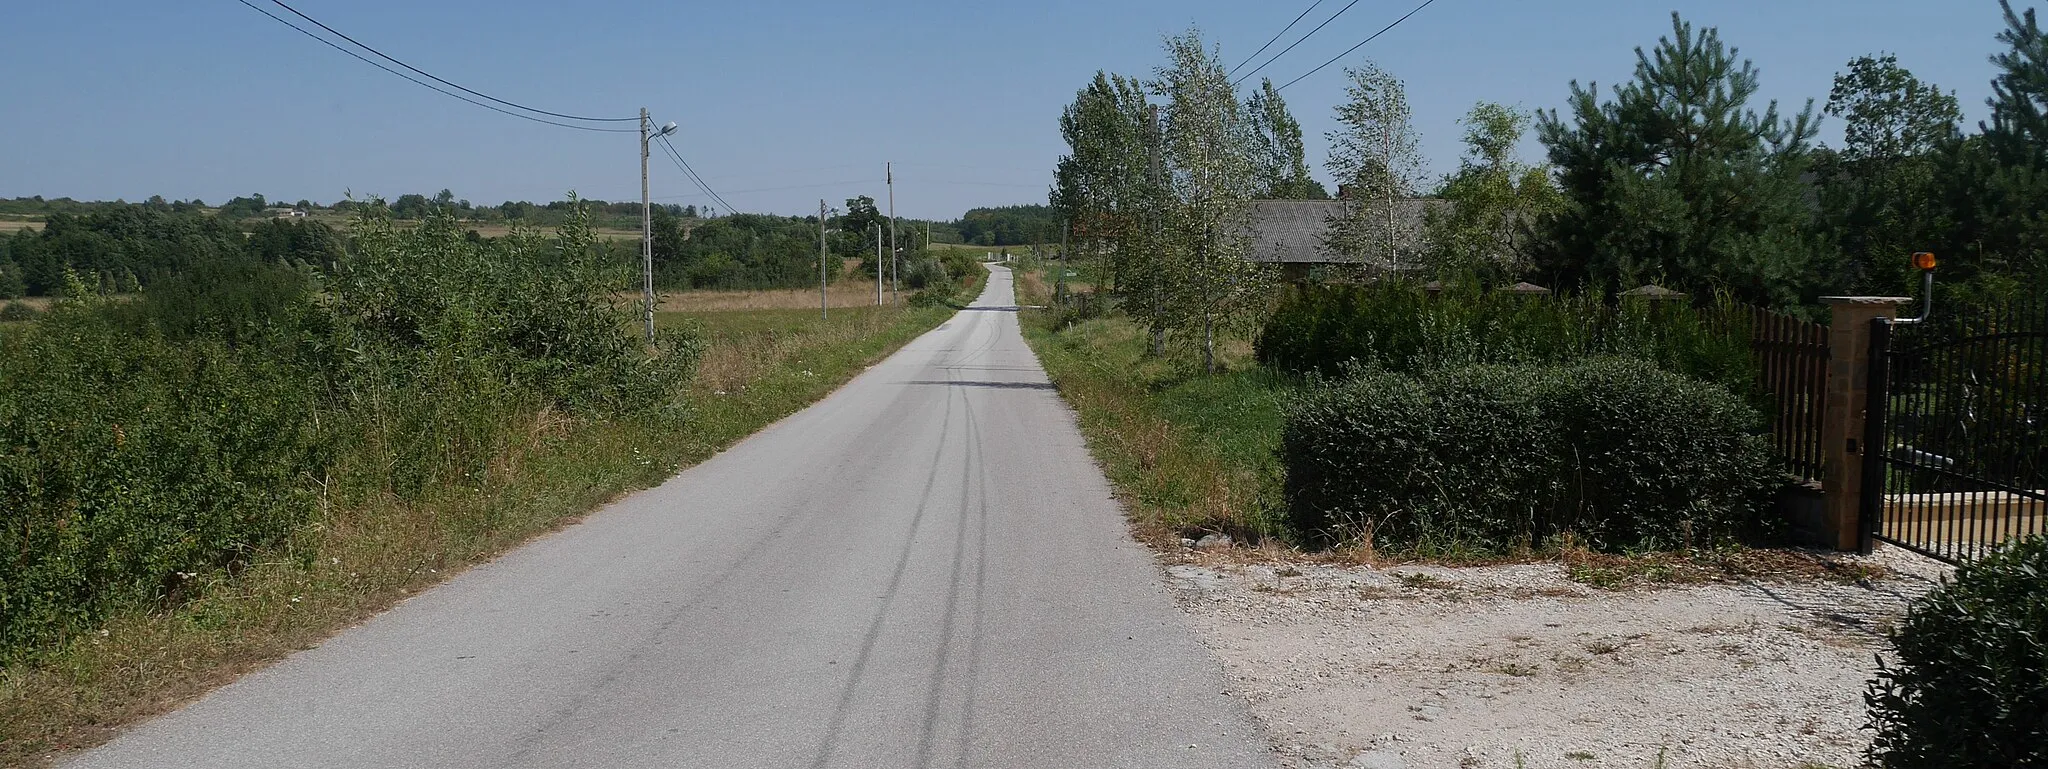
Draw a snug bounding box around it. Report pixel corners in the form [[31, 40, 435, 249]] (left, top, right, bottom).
[[0, 1, 2023, 220]]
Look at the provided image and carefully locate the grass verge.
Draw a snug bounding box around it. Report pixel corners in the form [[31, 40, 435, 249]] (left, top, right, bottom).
[[1014, 270, 1291, 545], [0, 299, 956, 768]]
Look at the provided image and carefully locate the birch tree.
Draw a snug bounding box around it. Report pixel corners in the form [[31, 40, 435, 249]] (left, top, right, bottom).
[[1324, 62, 1426, 271], [1154, 29, 1273, 373], [1052, 71, 1160, 321]]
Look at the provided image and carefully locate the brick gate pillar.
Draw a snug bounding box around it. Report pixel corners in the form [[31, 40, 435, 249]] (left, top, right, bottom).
[[1819, 296, 1910, 551]]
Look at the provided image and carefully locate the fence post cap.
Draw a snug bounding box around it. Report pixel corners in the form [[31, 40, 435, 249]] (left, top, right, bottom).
[[1819, 296, 1913, 306]]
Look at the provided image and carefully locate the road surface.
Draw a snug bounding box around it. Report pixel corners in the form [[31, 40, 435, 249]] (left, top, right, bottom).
[[69, 266, 1275, 769]]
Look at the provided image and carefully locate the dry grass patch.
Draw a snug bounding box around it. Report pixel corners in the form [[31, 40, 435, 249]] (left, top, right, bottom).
[[655, 283, 895, 313]]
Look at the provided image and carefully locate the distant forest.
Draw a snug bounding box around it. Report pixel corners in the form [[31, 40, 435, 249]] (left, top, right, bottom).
[[0, 193, 1063, 298]]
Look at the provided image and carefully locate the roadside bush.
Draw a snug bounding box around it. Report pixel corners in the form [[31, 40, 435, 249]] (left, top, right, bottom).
[[1280, 358, 1780, 552], [1865, 535, 2048, 768], [1255, 281, 1757, 396], [0, 302, 39, 322], [0, 305, 324, 654], [0, 201, 701, 658]]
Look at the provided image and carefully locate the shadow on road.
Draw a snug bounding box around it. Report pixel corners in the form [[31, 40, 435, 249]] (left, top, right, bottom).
[[903, 380, 1057, 391]]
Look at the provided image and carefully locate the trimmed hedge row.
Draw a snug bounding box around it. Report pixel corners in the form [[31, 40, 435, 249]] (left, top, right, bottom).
[[1280, 358, 1782, 552], [1256, 282, 1758, 396]]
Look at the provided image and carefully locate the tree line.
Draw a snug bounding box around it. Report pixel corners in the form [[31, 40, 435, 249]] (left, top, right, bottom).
[[1052, 2, 2047, 331]]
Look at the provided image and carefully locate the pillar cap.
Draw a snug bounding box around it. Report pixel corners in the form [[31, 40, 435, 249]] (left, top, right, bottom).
[[1819, 296, 1912, 305]]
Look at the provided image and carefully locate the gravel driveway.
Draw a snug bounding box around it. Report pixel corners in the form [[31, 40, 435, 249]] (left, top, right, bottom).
[[1165, 547, 1950, 769]]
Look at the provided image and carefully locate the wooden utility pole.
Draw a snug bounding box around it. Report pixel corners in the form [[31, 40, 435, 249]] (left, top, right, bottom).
[[811, 199, 819, 319], [1146, 104, 1165, 357], [887, 162, 898, 301], [1058, 219, 1070, 306], [1384, 129, 1397, 271], [875, 223, 884, 305]]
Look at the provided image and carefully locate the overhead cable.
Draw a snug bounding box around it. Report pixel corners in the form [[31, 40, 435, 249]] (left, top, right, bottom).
[[231, 0, 634, 132], [1232, 0, 1368, 86], [1229, 0, 1327, 77], [265, 0, 636, 123], [1276, 0, 1443, 91]]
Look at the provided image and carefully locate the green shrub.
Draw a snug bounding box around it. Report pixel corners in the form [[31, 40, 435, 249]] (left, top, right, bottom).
[[1865, 535, 2048, 768], [1255, 281, 1758, 396], [1280, 358, 1780, 552], [0, 201, 702, 657], [0, 302, 39, 322], [0, 306, 324, 654]]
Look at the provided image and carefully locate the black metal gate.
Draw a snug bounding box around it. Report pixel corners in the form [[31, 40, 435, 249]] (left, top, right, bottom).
[[1860, 299, 2047, 563]]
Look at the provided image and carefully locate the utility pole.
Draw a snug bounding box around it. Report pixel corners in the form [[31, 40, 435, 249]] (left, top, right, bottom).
[[639, 107, 655, 344], [887, 162, 898, 300], [811, 199, 819, 319], [1146, 104, 1165, 357], [1384, 129, 1397, 271], [1059, 219, 1070, 307], [874, 223, 884, 305]]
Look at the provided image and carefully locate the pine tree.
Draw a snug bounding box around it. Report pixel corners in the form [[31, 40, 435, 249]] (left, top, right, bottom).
[[1535, 12, 1822, 307]]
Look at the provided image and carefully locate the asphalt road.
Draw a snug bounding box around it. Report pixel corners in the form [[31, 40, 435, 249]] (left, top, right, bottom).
[[69, 266, 1275, 769]]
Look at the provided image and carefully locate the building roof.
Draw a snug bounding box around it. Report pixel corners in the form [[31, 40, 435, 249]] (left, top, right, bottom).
[[1243, 198, 1446, 266]]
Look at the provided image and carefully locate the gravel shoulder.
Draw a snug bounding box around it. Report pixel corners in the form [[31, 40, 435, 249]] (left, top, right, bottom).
[[1164, 546, 1951, 769]]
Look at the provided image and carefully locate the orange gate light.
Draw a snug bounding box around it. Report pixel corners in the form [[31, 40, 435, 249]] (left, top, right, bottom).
[[1912, 251, 1938, 271]]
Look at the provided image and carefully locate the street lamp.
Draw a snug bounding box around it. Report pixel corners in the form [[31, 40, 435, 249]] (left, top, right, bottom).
[[640, 108, 678, 344]]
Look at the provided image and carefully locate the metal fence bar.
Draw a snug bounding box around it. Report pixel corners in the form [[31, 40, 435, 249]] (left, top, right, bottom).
[[1871, 296, 2047, 564]]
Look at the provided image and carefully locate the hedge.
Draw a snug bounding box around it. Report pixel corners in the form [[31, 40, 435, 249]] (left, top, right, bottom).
[[1280, 358, 1782, 552]]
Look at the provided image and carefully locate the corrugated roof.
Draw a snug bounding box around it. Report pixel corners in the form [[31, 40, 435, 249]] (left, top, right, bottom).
[[1243, 199, 1445, 266]]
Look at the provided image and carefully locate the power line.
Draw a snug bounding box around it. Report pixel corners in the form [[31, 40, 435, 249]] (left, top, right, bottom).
[[664, 139, 739, 214], [230, 0, 634, 133], [656, 134, 739, 214], [1232, 0, 1368, 86], [264, 0, 636, 123], [1276, 0, 1443, 92], [644, 179, 878, 200], [1228, 0, 1326, 77]]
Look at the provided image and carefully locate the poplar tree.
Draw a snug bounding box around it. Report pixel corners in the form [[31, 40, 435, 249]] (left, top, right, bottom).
[[1245, 79, 1328, 200]]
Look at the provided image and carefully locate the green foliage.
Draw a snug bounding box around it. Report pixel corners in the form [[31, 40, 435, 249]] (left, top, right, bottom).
[[1865, 535, 2048, 768], [651, 211, 841, 291], [1324, 61, 1427, 268], [1245, 79, 1327, 200], [1424, 102, 1565, 282], [0, 302, 42, 322], [1154, 27, 1276, 373], [1255, 282, 1757, 397], [1812, 53, 1961, 296], [953, 204, 1062, 247], [0, 199, 699, 658], [1535, 13, 1824, 308], [0, 304, 326, 655], [1280, 358, 1781, 552], [1987, 0, 2048, 166]]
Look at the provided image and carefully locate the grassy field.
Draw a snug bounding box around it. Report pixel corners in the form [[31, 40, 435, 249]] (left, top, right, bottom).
[[0, 295, 961, 767], [653, 282, 899, 312], [1014, 266, 1292, 546], [0, 220, 39, 233]]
